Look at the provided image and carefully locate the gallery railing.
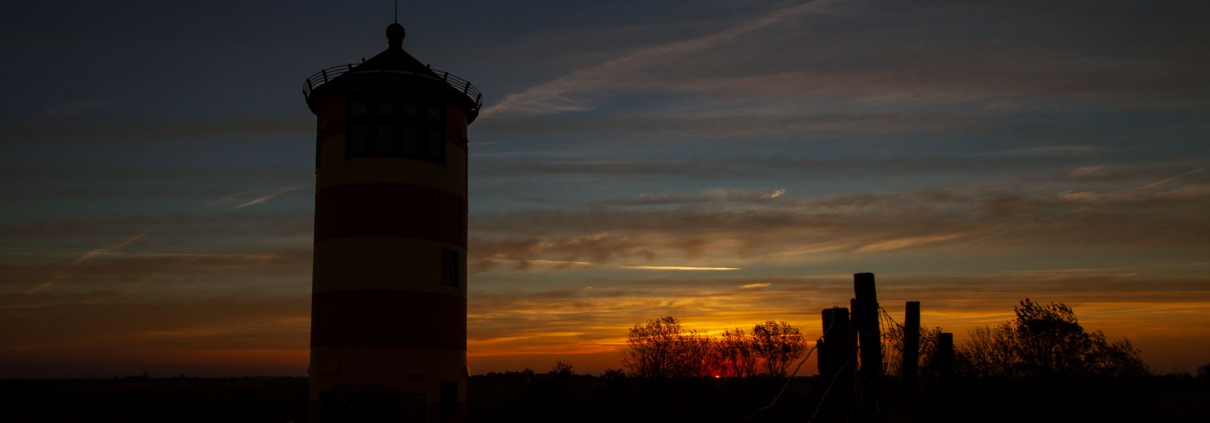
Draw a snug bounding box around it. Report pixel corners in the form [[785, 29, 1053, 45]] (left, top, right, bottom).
[[303, 64, 482, 111]]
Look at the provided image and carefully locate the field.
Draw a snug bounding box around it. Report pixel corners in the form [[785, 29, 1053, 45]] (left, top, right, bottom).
[[2, 374, 1207, 422]]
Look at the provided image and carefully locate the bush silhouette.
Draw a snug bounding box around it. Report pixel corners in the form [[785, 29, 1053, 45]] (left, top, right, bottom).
[[959, 299, 1149, 378]]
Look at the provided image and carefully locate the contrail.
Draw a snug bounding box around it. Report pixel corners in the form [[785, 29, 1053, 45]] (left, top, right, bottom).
[[960, 224, 1032, 247], [623, 266, 741, 271], [27, 230, 150, 294], [1118, 168, 1203, 193], [234, 186, 302, 209], [483, 0, 835, 117], [205, 188, 262, 206]]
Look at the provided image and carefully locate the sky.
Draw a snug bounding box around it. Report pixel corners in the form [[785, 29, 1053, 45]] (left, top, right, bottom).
[[1, 0, 1208, 377]]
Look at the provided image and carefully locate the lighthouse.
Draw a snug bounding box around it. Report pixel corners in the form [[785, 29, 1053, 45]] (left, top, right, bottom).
[[303, 22, 479, 423]]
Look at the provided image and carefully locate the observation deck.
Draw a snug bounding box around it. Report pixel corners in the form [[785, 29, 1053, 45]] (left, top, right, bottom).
[[303, 63, 482, 114]]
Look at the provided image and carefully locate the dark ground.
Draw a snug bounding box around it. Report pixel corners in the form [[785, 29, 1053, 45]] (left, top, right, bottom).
[[0, 376, 309, 422], [1, 374, 1206, 422]]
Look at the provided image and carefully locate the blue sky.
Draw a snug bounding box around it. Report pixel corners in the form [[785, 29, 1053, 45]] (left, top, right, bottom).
[[2, 0, 1208, 376]]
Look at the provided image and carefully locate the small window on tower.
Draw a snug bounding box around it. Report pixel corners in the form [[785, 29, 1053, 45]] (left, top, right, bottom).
[[441, 249, 458, 287]]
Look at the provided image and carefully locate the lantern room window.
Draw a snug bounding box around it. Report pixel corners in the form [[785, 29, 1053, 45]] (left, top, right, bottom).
[[346, 95, 446, 164]]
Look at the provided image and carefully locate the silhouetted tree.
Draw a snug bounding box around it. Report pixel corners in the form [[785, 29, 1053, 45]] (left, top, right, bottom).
[[1013, 299, 1090, 374], [751, 320, 807, 377], [884, 320, 945, 378], [674, 329, 714, 378], [622, 316, 681, 378], [549, 361, 574, 376], [1086, 331, 1150, 377], [916, 326, 945, 377], [1197, 363, 1210, 380], [958, 299, 1149, 377], [600, 368, 627, 379], [714, 328, 758, 378], [961, 323, 1016, 378]]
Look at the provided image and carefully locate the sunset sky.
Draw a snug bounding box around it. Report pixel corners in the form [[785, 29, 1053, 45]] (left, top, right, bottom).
[[2, 0, 1208, 377]]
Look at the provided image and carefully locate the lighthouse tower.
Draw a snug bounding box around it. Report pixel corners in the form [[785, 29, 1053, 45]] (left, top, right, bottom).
[[303, 23, 479, 423]]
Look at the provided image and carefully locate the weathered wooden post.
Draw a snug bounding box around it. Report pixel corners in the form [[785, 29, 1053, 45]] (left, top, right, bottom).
[[938, 332, 954, 383], [818, 307, 852, 378], [853, 272, 883, 417], [816, 307, 855, 420], [903, 301, 921, 396]]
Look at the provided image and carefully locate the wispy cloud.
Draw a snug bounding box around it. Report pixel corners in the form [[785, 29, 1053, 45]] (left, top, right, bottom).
[[977, 145, 1099, 156], [1120, 168, 1204, 192], [597, 188, 788, 206], [482, 0, 835, 117], [1059, 168, 1205, 202], [960, 224, 1033, 247], [27, 231, 149, 294], [857, 234, 965, 253], [622, 266, 741, 271], [1070, 165, 1107, 178], [233, 186, 302, 209], [0, 117, 312, 145]]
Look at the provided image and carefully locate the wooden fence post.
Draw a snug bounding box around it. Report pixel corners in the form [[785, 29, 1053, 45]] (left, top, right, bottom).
[[816, 307, 855, 421], [818, 307, 852, 378], [903, 301, 921, 397], [938, 332, 954, 384], [853, 272, 883, 417]]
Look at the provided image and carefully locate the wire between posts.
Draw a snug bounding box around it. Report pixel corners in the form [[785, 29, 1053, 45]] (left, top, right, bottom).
[[741, 312, 837, 423], [806, 352, 853, 423], [878, 306, 908, 377]]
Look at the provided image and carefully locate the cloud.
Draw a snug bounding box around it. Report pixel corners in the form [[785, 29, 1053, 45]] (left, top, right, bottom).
[[596, 188, 788, 207], [1120, 168, 1204, 192], [27, 231, 150, 294], [482, 0, 835, 117], [0, 117, 312, 144], [0, 210, 313, 241], [1058, 168, 1206, 202], [474, 151, 1175, 182], [959, 224, 1033, 247], [622, 266, 741, 271], [3, 248, 310, 303], [982, 146, 1100, 156], [233, 186, 303, 209], [857, 234, 965, 253], [0, 168, 313, 203], [480, 258, 594, 273], [0, 292, 311, 377], [467, 179, 1210, 271], [1070, 165, 1107, 178]]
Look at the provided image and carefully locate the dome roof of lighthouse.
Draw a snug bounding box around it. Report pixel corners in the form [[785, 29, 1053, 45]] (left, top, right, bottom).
[[353, 23, 441, 78]]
